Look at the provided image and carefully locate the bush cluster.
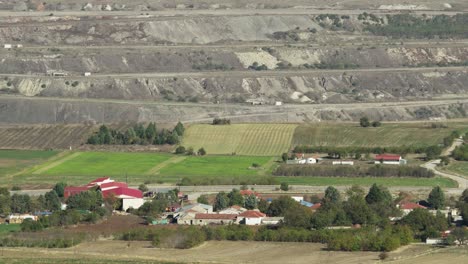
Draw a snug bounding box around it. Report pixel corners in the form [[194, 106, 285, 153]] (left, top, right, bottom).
[[119, 224, 412, 252]]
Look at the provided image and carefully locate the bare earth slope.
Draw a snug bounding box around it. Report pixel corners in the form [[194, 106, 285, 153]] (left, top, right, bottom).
[[0, 4, 467, 124]]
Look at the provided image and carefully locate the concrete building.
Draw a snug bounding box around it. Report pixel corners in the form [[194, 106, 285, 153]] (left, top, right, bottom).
[[332, 160, 354, 165], [6, 214, 38, 224], [193, 213, 237, 225]]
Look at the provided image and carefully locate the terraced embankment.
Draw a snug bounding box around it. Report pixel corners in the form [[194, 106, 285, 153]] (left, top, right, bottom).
[[0, 7, 467, 124]]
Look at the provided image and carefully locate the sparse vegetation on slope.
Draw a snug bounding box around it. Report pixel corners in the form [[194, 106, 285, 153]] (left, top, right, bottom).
[[365, 14, 468, 39]]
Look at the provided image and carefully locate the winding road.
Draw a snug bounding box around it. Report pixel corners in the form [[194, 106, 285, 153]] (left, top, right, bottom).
[[421, 138, 468, 190]]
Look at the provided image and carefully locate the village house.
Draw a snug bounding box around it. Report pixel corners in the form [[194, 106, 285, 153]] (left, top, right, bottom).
[[219, 205, 247, 215], [237, 210, 266, 225], [193, 213, 238, 225], [374, 154, 407, 165], [398, 202, 427, 216], [286, 153, 319, 165], [175, 203, 213, 225]]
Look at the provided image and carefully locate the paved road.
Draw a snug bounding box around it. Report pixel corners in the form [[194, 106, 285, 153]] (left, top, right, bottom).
[[11, 184, 464, 197]]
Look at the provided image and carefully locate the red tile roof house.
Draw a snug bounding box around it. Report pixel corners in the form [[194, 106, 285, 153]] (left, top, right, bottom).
[[398, 202, 427, 216], [237, 210, 266, 225], [63, 178, 144, 211], [374, 154, 407, 165], [240, 190, 261, 198]]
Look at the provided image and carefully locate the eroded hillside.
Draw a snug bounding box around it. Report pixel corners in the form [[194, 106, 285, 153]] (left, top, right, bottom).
[[0, 3, 467, 123]]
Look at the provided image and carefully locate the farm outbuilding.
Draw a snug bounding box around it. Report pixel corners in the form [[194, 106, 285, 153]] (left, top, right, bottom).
[[193, 213, 237, 225], [374, 154, 407, 165], [64, 178, 144, 211], [237, 210, 266, 225]]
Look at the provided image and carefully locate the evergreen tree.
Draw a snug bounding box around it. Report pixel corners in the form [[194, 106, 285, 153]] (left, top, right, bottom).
[[428, 186, 445, 210], [53, 182, 67, 198], [267, 196, 296, 216], [228, 189, 244, 206], [173, 122, 185, 136], [134, 123, 146, 139], [44, 190, 61, 211], [145, 122, 157, 142], [0, 187, 11, 215], [257, 199, 269, 213], [360, 116, 370, 127], [244, 194, 257, 209], [124, 127, 137, 144], [323, 186, 341, 206], [197, 195, 209, 204], [10, 194, 32, 214], [214, 192, 229, 211]]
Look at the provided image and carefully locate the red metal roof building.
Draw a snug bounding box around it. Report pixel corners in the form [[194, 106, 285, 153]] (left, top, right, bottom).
[[102, 187, 143, 199], [64, 186, 90, 199], [99, 182, 128, 191], [63, 178, 142, 199]]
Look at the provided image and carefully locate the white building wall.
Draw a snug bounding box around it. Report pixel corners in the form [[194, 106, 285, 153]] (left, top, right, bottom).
[[244, 217, 262, 225], [122, 198, 145, 211]]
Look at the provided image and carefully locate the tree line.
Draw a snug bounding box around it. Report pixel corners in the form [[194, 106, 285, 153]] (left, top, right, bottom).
[[273, 164, 435, 178], [87, 122, 185, 145]]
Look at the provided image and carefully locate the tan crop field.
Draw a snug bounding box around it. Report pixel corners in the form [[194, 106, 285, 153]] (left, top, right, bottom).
[[182, 124, 297, 156], [1, 241, 466, 264], [292, 122, 468, 147], [0, 125, 97, 150]]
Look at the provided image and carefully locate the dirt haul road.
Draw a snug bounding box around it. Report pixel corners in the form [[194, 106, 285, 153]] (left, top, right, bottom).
[[0, 8, 466, 18]]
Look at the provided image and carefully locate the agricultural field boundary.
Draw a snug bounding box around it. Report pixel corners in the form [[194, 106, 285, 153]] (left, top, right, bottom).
[[145, 156, 187, 175], [31, 152, 81, 175]]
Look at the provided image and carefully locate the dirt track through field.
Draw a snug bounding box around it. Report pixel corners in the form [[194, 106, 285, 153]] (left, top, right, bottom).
[[32, 152, 81, 174], [145, 156, 186, 175]]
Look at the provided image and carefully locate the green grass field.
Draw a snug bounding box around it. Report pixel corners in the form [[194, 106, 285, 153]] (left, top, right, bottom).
[[0, 150, 59, 179], [182, 124, 297, 156], [157, 156, 274, 183], [441, 161, 468, 178], [19, 152, 172, 185], [277, 176, 457, 187], [19, 152, 274, 185], [0, 224, 20, 236], [292, 123, 468, 147]]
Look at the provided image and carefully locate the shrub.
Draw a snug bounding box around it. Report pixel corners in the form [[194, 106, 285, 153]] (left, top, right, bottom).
[[280, 182, 289, 191], [175, 146, 186, 154]]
